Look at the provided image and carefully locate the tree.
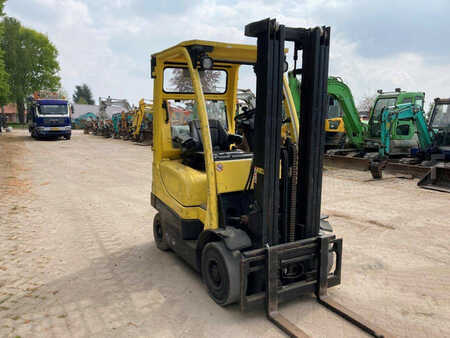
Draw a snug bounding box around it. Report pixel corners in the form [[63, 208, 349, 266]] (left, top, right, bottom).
[[170, 68, 223, 93], [0, 0, 9, 108], [76, 97, 87, 104], [0, 55, 8, 107], [1, 17, 60, 123], [0, 1, 5, 16], [425, 101, 434, 121], [358, 94, 376, 113], [73, 83, 94, 104]]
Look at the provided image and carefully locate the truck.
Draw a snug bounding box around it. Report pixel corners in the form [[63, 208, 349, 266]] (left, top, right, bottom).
[[27, 91, 72, 140]]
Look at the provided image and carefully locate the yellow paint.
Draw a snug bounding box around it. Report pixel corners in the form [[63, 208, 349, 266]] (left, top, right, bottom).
[[160, 160, 207, 206], [151, 40, 299, 232], [325, 117, 345, 133], [215, 159, 252, 194], [132, 98, 153, 139]]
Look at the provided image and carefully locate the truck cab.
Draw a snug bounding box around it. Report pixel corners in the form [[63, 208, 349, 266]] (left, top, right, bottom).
[[28, 92, 72, 140]]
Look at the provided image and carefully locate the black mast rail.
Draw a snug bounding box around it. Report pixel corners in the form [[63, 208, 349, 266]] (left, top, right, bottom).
[[245, 18, 393, 338]]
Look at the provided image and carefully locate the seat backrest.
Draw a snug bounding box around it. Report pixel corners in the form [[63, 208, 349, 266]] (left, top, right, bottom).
[[188, 119, 229, 151]]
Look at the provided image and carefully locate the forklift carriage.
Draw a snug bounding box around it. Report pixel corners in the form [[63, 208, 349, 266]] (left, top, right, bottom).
[[150, 18, 390, 338]]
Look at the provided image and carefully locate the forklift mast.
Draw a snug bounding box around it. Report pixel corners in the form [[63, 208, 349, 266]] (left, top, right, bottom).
[[244, 18, 390, 337], [245, 18, 329, 246]]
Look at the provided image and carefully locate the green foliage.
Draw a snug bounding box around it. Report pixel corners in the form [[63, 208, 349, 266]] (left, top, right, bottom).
[[73, 84, 94, 104], [170, 68, 222, 93], [77, 97, 88, 104], [0, 41, 10, 106], [0, 0, 5, 16], [1, 17, 61, 122], [0, 0, 10, 105]]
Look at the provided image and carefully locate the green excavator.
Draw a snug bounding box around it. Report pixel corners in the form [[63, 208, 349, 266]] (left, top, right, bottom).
[[289, 73, 365, 148], [288, 73, 426, 155]]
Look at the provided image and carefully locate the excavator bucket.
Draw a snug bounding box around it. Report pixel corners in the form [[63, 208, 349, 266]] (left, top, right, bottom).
[[418, 164, 450, 193], [136, 120, 153, 146], [139, 128, 153, 146]]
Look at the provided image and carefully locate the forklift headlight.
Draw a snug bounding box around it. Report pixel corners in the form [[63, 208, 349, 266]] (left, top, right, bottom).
[[200, 56, 213, 70]]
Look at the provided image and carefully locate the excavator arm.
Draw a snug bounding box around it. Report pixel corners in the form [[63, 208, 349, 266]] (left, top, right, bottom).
[[327, 77, 366, 148], [131, 98, 153, 144], [379, 104, 432, 157], [288, 73, 365, 148]]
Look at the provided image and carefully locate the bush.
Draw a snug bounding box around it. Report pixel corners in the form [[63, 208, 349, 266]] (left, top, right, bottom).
[[6, 122, 27, 129]]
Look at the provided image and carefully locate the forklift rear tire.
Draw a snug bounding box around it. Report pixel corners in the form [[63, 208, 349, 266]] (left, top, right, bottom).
[[201, 241, 240, 306], [153, 213, 170, 251]]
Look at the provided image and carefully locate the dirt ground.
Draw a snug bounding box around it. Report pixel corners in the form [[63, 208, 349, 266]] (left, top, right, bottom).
[[0, 129, 449, 338]]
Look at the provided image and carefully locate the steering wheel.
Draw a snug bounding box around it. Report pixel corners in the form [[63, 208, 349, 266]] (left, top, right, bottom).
[[235, 108, 256, 123]]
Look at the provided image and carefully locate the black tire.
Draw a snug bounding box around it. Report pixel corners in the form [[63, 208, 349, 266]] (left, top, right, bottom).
[[64, 134, 71, 140], [153, 213, 170, 251], [201, 241, 240, 306], [370, 163, 382, 179]]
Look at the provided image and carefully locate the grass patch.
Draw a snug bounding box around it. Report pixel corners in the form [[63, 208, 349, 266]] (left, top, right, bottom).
[[6, 123, 28, 129]]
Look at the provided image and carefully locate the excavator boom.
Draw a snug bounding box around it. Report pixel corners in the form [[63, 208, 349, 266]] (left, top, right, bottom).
[[288, 74, 365, 148]]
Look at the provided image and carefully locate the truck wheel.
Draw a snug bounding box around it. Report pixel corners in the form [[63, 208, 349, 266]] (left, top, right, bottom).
[[201, 241, 240, 306], [64, 134, 71, 140], [153, 213, 169, 251]]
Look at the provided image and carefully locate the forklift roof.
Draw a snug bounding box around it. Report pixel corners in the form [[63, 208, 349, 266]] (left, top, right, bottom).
[[151, 39, 288, 65]]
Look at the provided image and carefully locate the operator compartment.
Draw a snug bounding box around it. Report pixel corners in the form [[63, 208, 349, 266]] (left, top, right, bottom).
[[159, 61, 254, 205]]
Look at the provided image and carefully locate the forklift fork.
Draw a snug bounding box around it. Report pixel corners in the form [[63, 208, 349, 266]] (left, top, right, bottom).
[[241, 236, 392, 337]]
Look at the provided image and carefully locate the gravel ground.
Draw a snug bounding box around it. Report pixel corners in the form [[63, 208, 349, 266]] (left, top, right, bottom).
[[0, 129, 449, 338]]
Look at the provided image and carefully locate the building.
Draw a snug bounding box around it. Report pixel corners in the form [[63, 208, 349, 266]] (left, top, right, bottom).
[[72, 103, 99, 119], [1, 103, 25, 123]]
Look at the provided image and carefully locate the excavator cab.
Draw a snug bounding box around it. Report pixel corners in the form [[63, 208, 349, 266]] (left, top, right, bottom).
[[367, 90, 425, 154], [150, 19, 389, 337], [418, 98, 450, 192]]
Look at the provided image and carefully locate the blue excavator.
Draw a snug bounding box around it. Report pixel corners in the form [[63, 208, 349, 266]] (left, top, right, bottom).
[[370, 100, 450, 192]]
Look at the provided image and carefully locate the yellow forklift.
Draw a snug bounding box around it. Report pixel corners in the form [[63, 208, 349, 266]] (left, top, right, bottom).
[[150, 18, 390, 337]]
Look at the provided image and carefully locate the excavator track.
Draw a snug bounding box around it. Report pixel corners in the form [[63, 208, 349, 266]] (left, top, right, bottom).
[[324, 154, 450, 193], [324, 154, 429, 178]]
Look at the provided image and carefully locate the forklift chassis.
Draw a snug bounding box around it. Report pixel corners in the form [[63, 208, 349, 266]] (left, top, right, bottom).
[[150, 18, 392, 338]]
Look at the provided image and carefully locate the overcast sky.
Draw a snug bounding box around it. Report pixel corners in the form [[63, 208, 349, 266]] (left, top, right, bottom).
[[5, 0, 450, 108]]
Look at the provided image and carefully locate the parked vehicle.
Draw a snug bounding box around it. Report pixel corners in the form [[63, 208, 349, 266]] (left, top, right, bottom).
[[28, 91, 71, 140]]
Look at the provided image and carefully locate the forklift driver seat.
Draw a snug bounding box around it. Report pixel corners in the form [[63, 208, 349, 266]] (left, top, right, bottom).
[[181, 119, 242, 152], [177, 119, 243, 170]]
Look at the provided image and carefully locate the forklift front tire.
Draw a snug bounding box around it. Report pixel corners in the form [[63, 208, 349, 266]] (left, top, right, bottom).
[[153, 213, 170, 251], [201, 241, 240, 306]]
